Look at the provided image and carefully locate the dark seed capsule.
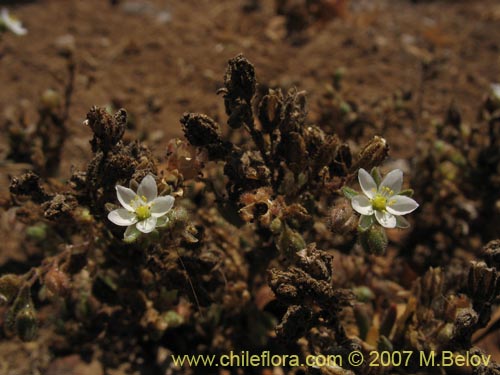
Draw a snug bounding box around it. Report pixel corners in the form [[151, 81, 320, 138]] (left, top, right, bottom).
[[180, 113, 222, 147], [355, 136, 389, 171], [467, 261, 499, 304], [44, 268, 70, 297], [328, 198, 358, 235], [15, 307, 38, 342]]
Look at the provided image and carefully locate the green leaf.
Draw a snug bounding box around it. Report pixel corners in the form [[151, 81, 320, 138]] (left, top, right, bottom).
[[398, 189, 414, 197], [342, 187, 359, 200]]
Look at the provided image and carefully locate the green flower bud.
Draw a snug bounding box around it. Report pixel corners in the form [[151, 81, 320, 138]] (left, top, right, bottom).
[[26, 223, 47, 242], [352, 286, 375, 302], [359, 225, 388, 255]]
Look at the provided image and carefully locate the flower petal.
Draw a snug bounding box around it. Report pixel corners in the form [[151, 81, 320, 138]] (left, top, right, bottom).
[[136, 216, 157, 233], [137, 175, 158, 202], [386, 195, 419, 216], [379, 169, 403, 195], [358, 215, 374, 230], [358, 168, 377, 199], [116, 185, 137, 211], [1, 9, 27, 36], [375, 210, 396, 228], [351, 195, 374, 216], [124, 225, 141, 242], [395, 216, 410, 229], [150, 196, 174, 218], [108, 208, 137, 226]]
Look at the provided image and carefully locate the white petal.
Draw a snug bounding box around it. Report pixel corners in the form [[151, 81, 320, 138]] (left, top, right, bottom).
[[10, 22, 27, 36], [116, 185, 137, 211], [351, 195, 374, 216], [386, 195, 419, 216], [124, 225, 141, 242], [379, 169, 403, 195], [136, 217, 157, 233], [108, 208, 137, 226], [375, 210, 396, 228], [137, 175, 158, 202], [358, 168, 377, 199], [358, 215, 374, 230], [1, 9, 27, 36], [150, 196, 174, 217], [396, 216, 410, 229]]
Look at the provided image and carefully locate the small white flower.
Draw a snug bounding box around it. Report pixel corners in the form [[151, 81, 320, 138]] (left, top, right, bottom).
[[108, 175, 175, 240], [351, 168, 419, 229], [1, 8, 27, 36]]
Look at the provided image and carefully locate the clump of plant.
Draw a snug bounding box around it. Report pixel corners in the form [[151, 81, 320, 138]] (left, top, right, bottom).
[[0, 54, 499, 375]]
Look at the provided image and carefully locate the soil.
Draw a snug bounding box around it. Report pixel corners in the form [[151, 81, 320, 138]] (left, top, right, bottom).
[[1, 0, 500, 374]]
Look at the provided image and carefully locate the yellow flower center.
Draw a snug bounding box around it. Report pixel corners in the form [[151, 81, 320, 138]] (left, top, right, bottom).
[[135, 205, 151, 221], [131, 196, 152, 221], [371, 195, 387, 211]]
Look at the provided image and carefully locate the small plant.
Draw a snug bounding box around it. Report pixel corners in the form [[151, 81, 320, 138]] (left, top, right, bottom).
[[1, 54, 499, 375]]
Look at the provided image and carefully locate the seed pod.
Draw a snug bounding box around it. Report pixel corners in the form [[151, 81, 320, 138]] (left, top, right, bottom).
[[5, 286, 35, 339], [277, 224, 306, 257], [467, 261, 499, 304], [258, 89, 282, 133], [223, 54, 256, 102], [85, 106, 127, 152], [452, 308, 478, 345], [180, 113, 222, 147], [15, 306, 38, 342], [44, 268, 70, 297], [328, 198, 358, 235], [358, 224, 388, 255], [355, 136, 389, 172]]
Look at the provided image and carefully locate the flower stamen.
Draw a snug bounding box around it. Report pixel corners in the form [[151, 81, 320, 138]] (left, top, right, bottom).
[[135, 205, 151, 221], [371, 195, 387, 211]]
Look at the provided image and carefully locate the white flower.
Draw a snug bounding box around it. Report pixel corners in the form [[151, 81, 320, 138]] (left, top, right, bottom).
[[1, 8, 27, 36], [351, 168, 419, 229], [108, 175, 174, 240]]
